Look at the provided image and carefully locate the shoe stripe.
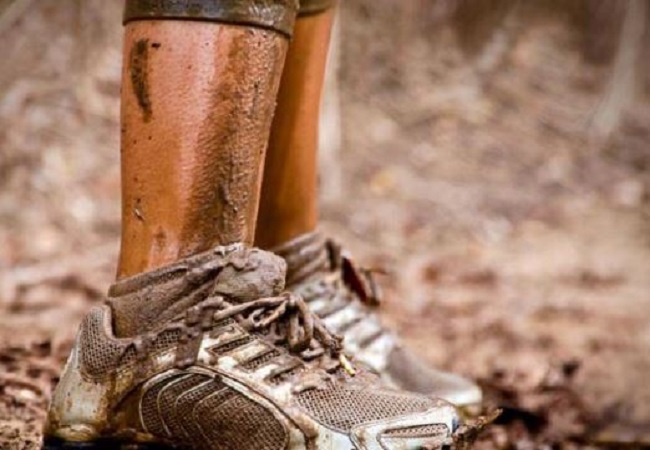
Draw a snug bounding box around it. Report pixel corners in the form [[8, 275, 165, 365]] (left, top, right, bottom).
[[353, 332, 395, 372], [247, 356, 293, 382], [140, 374, 182, 437], [156, 374, 207, 439], [206, 325, 247, 348], [306, 298, 329, 316], [208, 335, 254, 356], [240, 348, 282, 372], [228, 340, 274, 365], [191, 389, 238, 446], [322, 303, 364, 334], [357, 328, 386, 350], [174, 380, 228, 448], [247, 354, 301, 383], [335, 315, 364, 335], [313, 296, 349, 319], [344, 317, 384, 349]]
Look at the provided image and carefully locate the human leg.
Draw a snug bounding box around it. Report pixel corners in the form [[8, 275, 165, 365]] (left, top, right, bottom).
[[256, 0, 482, 407], [254, 1, 335, 249], [117, 5, 293, 279], [43, 2, 461, 448]]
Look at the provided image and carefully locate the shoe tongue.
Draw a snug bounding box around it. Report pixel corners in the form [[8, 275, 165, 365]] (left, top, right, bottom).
[[271, 232, 331, 287], [107, 245, 287, 337]]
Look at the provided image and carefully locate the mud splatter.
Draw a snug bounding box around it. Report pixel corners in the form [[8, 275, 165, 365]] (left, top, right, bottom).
[[129, 38, 152, 122], [181, 30, 287, 247]]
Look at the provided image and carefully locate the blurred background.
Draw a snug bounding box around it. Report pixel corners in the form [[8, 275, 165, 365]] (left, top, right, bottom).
[[0, 0, 649, 448]]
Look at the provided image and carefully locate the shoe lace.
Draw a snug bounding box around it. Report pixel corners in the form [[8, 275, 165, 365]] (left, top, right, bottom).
[[184, 292, 355, 378]]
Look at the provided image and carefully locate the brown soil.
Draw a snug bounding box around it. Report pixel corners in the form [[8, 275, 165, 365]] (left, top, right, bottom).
[[1, 1, 649, 449]]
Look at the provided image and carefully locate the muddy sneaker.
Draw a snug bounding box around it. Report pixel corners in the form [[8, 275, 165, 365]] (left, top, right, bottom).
[[273, 232, 482, 407], [43, 244, 460, 450]]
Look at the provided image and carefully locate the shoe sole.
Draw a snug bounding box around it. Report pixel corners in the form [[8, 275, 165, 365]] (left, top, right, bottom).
[[42, 438, 175, 450]]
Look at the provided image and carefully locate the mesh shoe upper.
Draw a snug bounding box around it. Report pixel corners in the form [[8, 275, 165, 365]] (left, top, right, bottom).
[[295, 379, 436, 431], [45, 244, 459, 450], [273, 232, 483, 407]]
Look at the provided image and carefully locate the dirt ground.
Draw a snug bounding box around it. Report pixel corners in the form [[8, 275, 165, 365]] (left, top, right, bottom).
[[0, 1, 649, 449]]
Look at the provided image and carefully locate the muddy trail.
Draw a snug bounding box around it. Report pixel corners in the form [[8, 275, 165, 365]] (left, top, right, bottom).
[[1, 1, 650, 449]]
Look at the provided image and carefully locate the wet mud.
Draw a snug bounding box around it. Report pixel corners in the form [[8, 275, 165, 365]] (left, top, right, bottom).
[[129, 38, 153, 122]]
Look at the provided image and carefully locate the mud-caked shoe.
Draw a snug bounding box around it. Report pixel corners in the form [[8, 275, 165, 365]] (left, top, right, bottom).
[[43, 244, 460, 450], [273, 232, 482, 407]]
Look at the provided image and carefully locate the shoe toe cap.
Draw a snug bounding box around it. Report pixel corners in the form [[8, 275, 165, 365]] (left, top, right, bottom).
[[386, 345, 482, 406]]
